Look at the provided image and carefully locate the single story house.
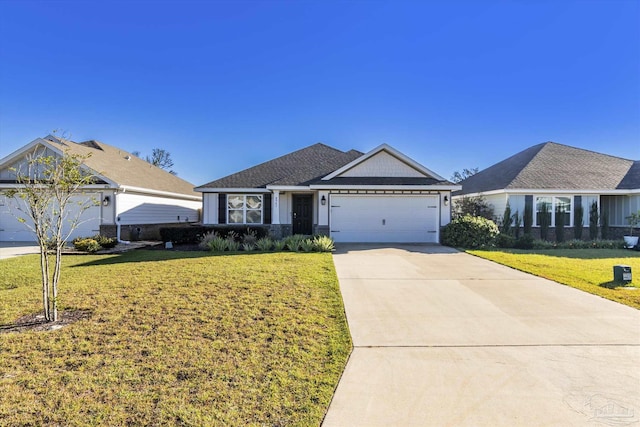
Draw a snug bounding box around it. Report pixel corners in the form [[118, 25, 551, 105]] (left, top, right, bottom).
[[195, 143, 460, 243], [453, 141, 640, 238], [0, 135, 202, 242]]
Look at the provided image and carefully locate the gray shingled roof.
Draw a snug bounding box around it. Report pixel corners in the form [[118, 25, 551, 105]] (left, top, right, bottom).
[[456, 142, 638, 195], [196, 143, 364, 189], [43, 136, 200, 197]]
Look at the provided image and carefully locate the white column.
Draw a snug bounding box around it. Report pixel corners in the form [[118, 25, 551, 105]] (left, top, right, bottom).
[[271, 191, 280, 224]]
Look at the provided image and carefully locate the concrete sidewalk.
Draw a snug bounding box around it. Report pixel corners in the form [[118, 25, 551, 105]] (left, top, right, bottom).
[[0, 242, 40, 260], [322, 244, 640, 426]]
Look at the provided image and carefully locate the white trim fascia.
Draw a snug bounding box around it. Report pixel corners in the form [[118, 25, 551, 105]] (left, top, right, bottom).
[[310, 184, 461, 191], [266, 185, 313, 192], [118, 185, 202, 201], [454, 188, 640, 198], [322, 143, 447, 181], [195, 187, 268, 193]]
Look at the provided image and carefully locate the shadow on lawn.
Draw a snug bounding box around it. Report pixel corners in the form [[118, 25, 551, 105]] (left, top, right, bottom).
[[599, 280, 638, 289], [72, 247, 316, 267], [501, 248, 640, 260]]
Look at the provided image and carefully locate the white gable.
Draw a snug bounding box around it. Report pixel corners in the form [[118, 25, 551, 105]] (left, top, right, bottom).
[[0, 145, 60, 181], [339, 151, 426, 178]]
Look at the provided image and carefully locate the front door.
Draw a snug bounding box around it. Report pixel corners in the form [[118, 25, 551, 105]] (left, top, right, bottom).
[[292, 194, 313, 235]]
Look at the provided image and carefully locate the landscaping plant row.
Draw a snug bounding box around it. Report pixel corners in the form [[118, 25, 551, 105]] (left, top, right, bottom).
[[199, 231, 335, 252]]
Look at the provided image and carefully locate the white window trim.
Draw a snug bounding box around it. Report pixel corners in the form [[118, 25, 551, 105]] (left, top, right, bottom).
[[227, 194, 263, 224], [534, 195, 573, 227]]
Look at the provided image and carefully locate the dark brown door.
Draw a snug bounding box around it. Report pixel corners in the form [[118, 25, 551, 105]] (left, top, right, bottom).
[[292, 194, 313, 235]]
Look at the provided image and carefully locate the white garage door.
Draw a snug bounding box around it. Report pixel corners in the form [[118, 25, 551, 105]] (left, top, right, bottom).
[[0, 194, 102, 242], [330, 194, 439, 243]]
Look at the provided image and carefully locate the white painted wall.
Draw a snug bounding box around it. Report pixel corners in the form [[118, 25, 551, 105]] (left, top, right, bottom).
[[440, 192, 451, 226], [116, 192, 200, 225], [279, 192, 292, 225], [202, 193, 219, 225]]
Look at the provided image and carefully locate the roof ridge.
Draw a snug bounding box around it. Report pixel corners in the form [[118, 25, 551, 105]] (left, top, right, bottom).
[[540, 141, 636, 162]]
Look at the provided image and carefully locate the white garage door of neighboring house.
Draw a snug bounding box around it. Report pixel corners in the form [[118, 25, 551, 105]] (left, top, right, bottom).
[[330, 194, 440, 243], [0, 194, 102, 242]]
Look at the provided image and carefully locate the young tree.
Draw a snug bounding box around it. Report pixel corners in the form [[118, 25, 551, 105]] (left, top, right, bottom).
[[4, 146, 98, 322], [133, 148, 176, 175], [452, 195, 494, 220], [450, 167, 479, 184]]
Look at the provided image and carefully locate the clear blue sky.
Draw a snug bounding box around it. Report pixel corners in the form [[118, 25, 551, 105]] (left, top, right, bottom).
[[1, 0, 638, 186]]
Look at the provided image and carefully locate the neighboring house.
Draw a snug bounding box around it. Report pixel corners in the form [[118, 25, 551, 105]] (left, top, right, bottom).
[[453, 141, 640, 238], [196, 143, 460, 243], [0, 135, 202, 242]]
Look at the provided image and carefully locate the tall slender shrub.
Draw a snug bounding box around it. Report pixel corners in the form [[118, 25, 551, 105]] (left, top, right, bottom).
[[523, 203, 533, 236], [539, 202, 550, 241], [574, 204, 584, 240], [601, 211, 609, 239], [589, 201, 599, 240], [555, 206, 565, 243], [500, 203, 512, 235], [513, 210, 521, 239]]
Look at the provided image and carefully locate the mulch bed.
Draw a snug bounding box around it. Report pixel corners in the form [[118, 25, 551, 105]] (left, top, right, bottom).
[[0, 309, 92, 334]]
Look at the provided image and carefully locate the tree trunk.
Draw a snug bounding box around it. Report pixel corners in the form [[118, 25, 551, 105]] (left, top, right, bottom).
[[40, 246, 50, 321]]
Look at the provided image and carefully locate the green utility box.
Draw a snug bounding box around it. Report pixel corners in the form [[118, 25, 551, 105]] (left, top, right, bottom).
[[613, 265, 632, 283]]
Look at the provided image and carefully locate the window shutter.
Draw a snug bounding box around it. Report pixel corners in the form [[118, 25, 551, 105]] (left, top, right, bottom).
[[218, 194, 227, 224], [263, 193, 272, 224]]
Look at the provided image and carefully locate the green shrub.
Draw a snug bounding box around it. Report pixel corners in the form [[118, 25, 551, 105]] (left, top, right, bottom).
[[73, 238, 102, 253], [273, 240, 287, 251], [226, 238, 240, 252], [494, 233, 515, 248], [555, 206, 565, 243], [601, 211, 609, 239], [299, 239, 315, 252], [242, 242, 256, 251], [441, 215, 499, 248], [284, 234, 307, 252], [589, 201, 599, 240], [199, 231, 219, 250], [514, 234, 534, 249], [574, 204, 584, 240], [206, 235, 228, 252], [312, 235, 335, 252], [539, 202, 550, 241], [255, 237, 273, 252], [159, 225, 269, 244], [523, 203, 533, 235], [93, 234, 117, 249], [531, 239, 624, 250]]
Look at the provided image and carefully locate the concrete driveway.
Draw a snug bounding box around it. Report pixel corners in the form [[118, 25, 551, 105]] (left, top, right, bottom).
[[322, 244, 640, 427], [0, 242, 39, 260]]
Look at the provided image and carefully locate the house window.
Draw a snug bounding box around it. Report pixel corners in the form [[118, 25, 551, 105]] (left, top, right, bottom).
[[534, 196, 572, 227], [228, 195, 262, 224]]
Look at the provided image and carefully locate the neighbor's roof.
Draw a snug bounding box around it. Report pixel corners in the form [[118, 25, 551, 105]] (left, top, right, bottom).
[[196, 143, 364, 189], [456, 142, 638, 195], [40, 135, 200, 197]]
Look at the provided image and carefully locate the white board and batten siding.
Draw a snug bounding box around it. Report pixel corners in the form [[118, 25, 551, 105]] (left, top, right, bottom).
[[330, 194, 440, 243], [116, 192, 200, 225]]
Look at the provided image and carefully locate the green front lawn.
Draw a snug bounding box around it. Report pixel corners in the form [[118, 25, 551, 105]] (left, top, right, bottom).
[[0, 251, 351, 426], [468, 248, 640, 309]]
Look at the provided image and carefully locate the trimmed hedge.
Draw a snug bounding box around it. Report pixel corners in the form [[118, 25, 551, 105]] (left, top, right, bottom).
[[160, 225, 270, 244], [442, 215, 499, 248]]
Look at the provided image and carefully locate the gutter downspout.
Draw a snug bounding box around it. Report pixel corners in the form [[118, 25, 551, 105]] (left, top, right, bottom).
[[116, 216, 130, 244]]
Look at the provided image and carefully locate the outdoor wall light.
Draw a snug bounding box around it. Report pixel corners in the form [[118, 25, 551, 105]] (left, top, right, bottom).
[[321, 195, 327, 206], [443, 195, 449, 206], [102, 196, 111, 207]]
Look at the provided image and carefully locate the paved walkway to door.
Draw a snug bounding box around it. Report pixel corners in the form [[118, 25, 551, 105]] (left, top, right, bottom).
[[322, 244, 640, 426]]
